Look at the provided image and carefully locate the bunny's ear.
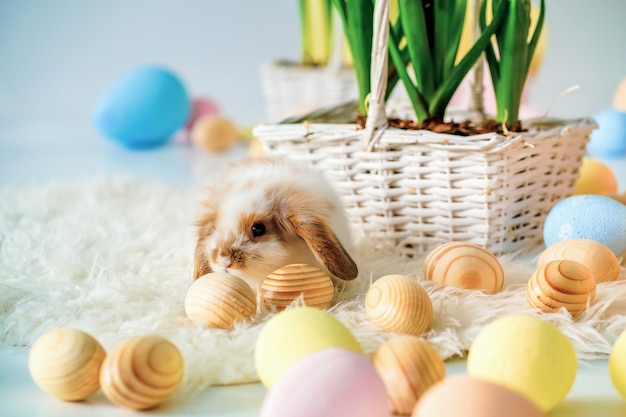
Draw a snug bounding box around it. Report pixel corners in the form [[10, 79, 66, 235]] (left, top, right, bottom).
[[193, 207, 217, 281], [287, 212, 358, 281]]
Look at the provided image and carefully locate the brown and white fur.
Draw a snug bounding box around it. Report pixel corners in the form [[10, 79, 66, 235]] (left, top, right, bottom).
[[193, 156, 358, 287]]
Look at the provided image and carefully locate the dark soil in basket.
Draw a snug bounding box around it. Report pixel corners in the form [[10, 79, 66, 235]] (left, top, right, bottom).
[[357, 116, 524, 136]]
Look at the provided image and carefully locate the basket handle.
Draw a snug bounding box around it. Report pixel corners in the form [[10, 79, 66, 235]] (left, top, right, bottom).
[[362, 0, 390, 151]]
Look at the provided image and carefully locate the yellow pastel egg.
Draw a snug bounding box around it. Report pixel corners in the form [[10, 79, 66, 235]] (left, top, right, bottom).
[[254, 306, 362, 388], [191, 115, 239, 153], [573, 157, 618, 195], [467, 315, 577, 412], [609, 329, 626, 399], [29, 328, 106, 401]]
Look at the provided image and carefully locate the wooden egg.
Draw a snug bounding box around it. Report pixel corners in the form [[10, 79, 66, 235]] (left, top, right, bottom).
[[184, 272, 257, 330], [526, 260, 596, 317], [260, 264, 334, 311], [538, 239, 620, 283], [372, 335, 445, 416], [365, 274, 433, 336], [100, 335, 183, 410], [28, 328, 106, 401], [190, 114, 239, 153], [423, 242, 504, 293]]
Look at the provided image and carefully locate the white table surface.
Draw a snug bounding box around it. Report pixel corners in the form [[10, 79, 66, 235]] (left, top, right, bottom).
[[1, 121, 625, 416]]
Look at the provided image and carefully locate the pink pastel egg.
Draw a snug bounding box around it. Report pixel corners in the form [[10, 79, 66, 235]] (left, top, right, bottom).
[[185, 97, 220, 131], [259, 348, 391, 417]]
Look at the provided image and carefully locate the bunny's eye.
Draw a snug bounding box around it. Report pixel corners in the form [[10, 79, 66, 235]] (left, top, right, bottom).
[[251, 222, 266, 237]]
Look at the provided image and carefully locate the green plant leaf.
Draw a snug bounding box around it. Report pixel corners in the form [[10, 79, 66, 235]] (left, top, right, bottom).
[[433, 0, 466, 85], [332, 0, 374, 115], [398, 0, 435, 98], [430, 0, 509, 117], [481, 0, 546, 125], [388, 22, 429, 120]]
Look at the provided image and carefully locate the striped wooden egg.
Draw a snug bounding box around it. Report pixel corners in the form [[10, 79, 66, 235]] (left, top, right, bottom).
[[538, 239, 620, 283], [184, 272, 257, 330], [526, 260, 596, 317], [372, 335, 445, 416], [423, 242, 504, 294], [28, 328, 106, 401], [100, 335, 184, 410], [365, 274, 433, 336], [260, 264, 334, 311]]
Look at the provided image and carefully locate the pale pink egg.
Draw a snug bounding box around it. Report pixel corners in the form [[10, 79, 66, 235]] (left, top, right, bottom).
[[259, 348, 391, 417], [185, 97, 220, 131]]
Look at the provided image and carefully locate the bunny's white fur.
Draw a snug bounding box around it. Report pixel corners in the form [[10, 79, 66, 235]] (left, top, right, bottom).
[[193, 156, 358, 287]]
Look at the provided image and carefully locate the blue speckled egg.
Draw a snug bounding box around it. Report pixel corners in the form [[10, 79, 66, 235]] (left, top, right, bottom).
[[93, 65, 190, 149], [543, 195, 626, 256], [587, 107, 626, 158]]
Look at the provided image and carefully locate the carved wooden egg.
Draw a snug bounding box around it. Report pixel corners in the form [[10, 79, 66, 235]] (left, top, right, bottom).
[[526, 260, 596, 317], [423, 242, 504, 293], [260, 264, 334, 311], [28, 328, 106, 401], [184, 272, 257, 330], [372, 335, 445, 416], [538, 239, 620, 283], [365, 274, 433, 336], [100, 335, 184, 410]]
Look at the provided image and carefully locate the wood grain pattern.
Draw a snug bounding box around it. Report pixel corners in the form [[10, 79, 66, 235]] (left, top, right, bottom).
[[526, 260, 596, 317], [423, 242, 504, 294], [260, 264, 334, 311], [99, 335, 184, 410], [365, 274, 433, 336]]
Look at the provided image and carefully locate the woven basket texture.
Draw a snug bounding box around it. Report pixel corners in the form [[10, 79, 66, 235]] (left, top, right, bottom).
[[254, 116, 594, 256], [254, 0, 595, 255], [260, 62, 358, 122]]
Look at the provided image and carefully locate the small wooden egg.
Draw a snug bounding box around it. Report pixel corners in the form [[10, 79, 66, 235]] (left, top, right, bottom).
[[100, 335, 184, 410], [423, 242, 504, 294], [526, 260, 596, 317], [28, 328, 106, 401], [365, 274, 433, 336], [372, 335, 445, 416], [184, 272, 257, 330], [260, 264, 334, 311], [538, 239, 620, 283], [190, 114, 239, 153]]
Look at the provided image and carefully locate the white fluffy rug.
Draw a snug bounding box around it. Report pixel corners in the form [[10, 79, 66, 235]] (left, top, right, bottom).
[[1, 178, 625, 395]]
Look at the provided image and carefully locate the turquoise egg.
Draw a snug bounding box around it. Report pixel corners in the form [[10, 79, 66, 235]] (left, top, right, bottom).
[[93, 65, 190, 149], [543, 195, 626, 256], [587, 107, 626, 158]]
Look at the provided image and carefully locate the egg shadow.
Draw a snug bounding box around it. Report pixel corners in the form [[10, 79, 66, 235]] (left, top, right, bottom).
[[550, 398, 626, 417]]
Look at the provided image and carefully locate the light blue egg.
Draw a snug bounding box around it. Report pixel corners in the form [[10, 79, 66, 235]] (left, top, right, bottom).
[[587, 107, 626, 158], [93, 65, 190, 149], [543, 194, 626, 256]]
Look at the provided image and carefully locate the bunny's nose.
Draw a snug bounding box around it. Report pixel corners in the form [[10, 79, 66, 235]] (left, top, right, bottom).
[[216, 254, 232, 269]]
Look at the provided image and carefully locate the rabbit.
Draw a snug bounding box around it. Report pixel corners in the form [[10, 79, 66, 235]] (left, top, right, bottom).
[[192, 155, 358, 287]]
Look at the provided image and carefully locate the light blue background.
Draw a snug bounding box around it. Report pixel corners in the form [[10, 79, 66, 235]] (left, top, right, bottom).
[[1, 1, 625, 128]]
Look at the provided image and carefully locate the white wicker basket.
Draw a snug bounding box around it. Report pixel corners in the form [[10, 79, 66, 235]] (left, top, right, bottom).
[[260, 62, 358, 123], [254, 0, 595, 256]]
